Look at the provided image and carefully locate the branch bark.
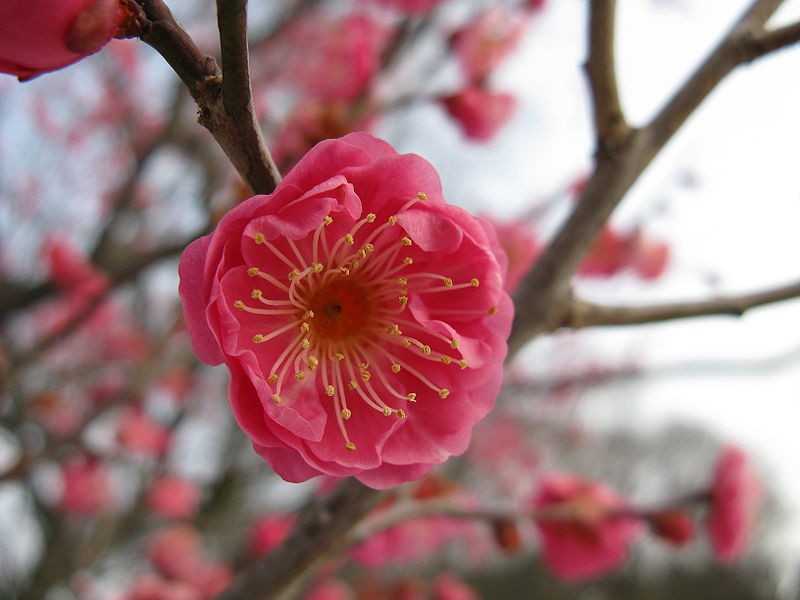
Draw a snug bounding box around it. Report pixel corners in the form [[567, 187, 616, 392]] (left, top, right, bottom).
[[130, 0, 280, 194], [508, 0, 794, 357], [215, 479, 385, 600], [562, 279, 800, 330]]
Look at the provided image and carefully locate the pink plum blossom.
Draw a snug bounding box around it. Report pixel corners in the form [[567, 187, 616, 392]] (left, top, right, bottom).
[[432, 573, 479, 600], [451, 7, 527, 83], [0, 0, 125, 80], [532, 473, 643, 581], [147, 475, 202, 520], [248, 513, 295, 558], [482, 218, 541, 293], [179, 133, 512, 488], [117, 407, 172, 457], [57, 456, 115, 516], [708, 445, 762, 564], [441, 87, 517, 142]]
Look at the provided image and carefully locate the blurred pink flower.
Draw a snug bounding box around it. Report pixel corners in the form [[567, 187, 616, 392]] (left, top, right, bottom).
[[451, 7, 527, 83], [441, 87, 517, 142], [120, 574, 201, 600], [532, 473, 643, 581], [302, 578, 355, 600], [708, 445, 762, 564], [58, 456, 115, 516], [117, 407, 171, 457], [432, 573, 479, 600], [179, 133, 512, 489], [482, 218, 541, 293], [368, 0, 446, 14], [248, 513, 295, 558], [579, 226, 670, 280], [147, 475, 201, 520], [0, 0, 124, 80], [267, 15, 389, 102]]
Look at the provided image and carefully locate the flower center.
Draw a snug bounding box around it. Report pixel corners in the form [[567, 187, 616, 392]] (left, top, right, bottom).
[[308, 279, 373, 342]]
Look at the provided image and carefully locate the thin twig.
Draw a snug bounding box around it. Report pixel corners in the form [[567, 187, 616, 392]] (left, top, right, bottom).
[[585, 0, 630, 149], [563, 279, 800, 329]]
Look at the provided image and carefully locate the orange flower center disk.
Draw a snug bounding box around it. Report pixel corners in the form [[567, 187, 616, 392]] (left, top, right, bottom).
[[309, 280, 374, 342]]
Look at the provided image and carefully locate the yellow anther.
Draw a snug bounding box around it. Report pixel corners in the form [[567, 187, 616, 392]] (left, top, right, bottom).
[[340, 266, 351, 276], [325, 385, 335, 397], [272, 393, 282, 404], [388, 216, 398, 225], [450, 339, 460, 349], [301, 322, 310, 332], [341, 408, 352, 420], [345, 442, 357, 451], [253, 233, 266, 244], [406, 393, 417, 401], [438, 388, 450, 399], [470, 278, 480, 287], [288, 268, 300, 280], [366, 213, 376, 222], [323, 216, 333, 225], [397, 276, 408, 286], [361, 370, 372, 381], [402, 339, 411, 348], [386, 324, 402, 335], [459, 359, 469, 369], [398, 296, 408, 307], [357, 249, 367, 259], [252, 334, 266, 343], [251, 289, 263, 299], [307, 356, 319, 370], [247, 267, 260, 277], [301, 339, 310, 349], [422, 345, 432, 356], [488, 307, 498, 315], [233, 300, 246, 310], [348, 380, 359, 390], [351, 260, 360, 269], [443, 277, 453, 288], [403, 257, 414, 265], [364, 243, 374, 253], [305, 310, 315, 319], [295, 371, 305, 382], [382, 407, 393, 417], [267, 374, 278, 383], [441, 355, 452, 364], [401, 237, 412, 246], [312, 262, 324, 273], [334, 352, 345, 361], [391, 363, 401, 373], [344, 233, 354, 245], [396, 409, 407, 419], [417, 192, 428, 201]]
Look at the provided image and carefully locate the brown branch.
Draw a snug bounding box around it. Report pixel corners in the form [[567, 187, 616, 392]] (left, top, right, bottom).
[[562, 279, 800, 330], [131, 0, 280, 194], [215, 479, 385, 600], [585, 0, 629, 149], [508, 0, 789, 357], [751, 19, 800, 55], [215, 0, 282, 194]]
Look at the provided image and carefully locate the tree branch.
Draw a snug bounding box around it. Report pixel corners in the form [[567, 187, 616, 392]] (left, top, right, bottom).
[[215, 479, 385, 600], [751, 19, 800, 55], [130, 0, 280, 194], [508, 0, 790, 357], [216, 0, 282, 194], [585, 0, 630, 149], [561, 279, 800, 329]]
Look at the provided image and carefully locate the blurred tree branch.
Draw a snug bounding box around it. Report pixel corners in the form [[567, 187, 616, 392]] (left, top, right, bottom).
[[560, 279, 800, 329], [509, 0, 800, 357]]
